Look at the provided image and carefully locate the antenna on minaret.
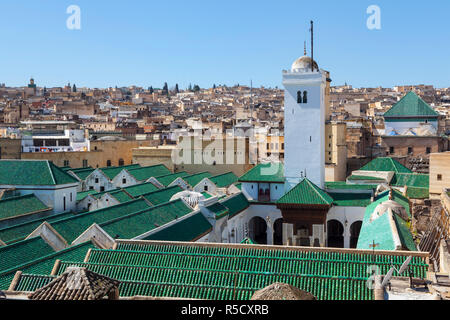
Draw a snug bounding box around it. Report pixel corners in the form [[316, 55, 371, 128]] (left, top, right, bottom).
[[250, 79, 253, 124], [310, 20, 314, 72], [304, 41, 307, 56]]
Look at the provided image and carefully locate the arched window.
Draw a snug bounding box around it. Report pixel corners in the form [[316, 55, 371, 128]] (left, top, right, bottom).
[[118, 158, 124, 166], [297, 91, 302, 104], [303, 91, 308, 104], [106, 160, 112, 167]]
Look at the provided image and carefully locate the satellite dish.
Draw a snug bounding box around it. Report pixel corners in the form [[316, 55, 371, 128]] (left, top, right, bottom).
[[381, 268, 394, 288], [398, 256, 412, 275]]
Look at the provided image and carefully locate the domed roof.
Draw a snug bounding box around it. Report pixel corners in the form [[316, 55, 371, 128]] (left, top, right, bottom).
[[291, 55, 319, 73]]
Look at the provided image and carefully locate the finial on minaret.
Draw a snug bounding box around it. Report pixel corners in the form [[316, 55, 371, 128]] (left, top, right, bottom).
[[304, 41, 307, 56]]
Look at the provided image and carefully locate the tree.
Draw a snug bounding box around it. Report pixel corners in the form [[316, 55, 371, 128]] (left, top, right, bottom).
[[175, 83, 179, 93], [188, 83, 192, 92], [72, 84, 77, 92], [193, 84, 200, 92], [213, 84, 216, 89], [148, 86, 154, 94], [162, 82, 169, 97]]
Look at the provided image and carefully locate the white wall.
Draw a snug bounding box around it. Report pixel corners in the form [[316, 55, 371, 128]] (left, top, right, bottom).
[[282, 70, 326, 190], [326, 206, 366, 248], [84, 169, 115, 192]]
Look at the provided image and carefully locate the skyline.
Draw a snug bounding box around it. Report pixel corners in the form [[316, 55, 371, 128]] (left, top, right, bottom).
[[0, 1, 449, 89]]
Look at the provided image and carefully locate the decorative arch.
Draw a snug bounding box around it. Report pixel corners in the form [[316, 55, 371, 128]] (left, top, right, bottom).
[[327, 220, 344, 248], [273, 218, 283, 245], [297, 91, 303, 104], [350, 221, 363, 248], [248, 216, 267, 245], [302, 91, 308, 104]]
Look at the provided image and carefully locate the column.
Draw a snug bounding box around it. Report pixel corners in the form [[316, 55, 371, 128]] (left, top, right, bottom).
[[266, 222, 273, 245]]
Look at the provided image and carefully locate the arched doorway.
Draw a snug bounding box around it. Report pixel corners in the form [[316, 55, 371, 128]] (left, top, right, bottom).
[[350, 221, 362, 248], [327, 220, 344, 248], [248, 217, 267, 244], [273, 219, 283, 245]]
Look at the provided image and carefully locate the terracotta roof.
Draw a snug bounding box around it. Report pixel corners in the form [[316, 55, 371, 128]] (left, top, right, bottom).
[[28, 267, 120, 300]]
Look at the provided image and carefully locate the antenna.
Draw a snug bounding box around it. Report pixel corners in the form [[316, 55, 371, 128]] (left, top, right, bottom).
[[310, 20, 314, 72], [398, 256, 412, 275], [381, 268, 394, 288]]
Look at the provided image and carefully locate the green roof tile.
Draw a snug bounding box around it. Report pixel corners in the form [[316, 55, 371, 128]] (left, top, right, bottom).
[[277, 178, 333, 206], [155, 172, 189, 187], [391, 173, 429, 188], [141, 186, 183, 206], [0, 237, 55, 274], [0, 194, 51, 221], [107, 190, 134, 203], [122, 182, 159, 198], [142, 211, 212, 242], [69, 168, 95, 181], [0, 160, 78, 186], [49, 199, 152, 243], [239, 163, 284, 183], [384, 92, 439, 118], [100, 164, 141, 180], [183, 172, 212, 187], [100, 199, 193, 239], [325, 182, 378, 191], [0, 211, 76, 244], [209, 172, 239, 188], [206, 202, 229, 219], [221, 193, 249, 218], [406, 187, 429, 199], [360, 157, 412, 173], [329, 193, 373, 207], [126, 165, 171, 182], [348, 175, 384, 181], [76, 190, 97, 202]]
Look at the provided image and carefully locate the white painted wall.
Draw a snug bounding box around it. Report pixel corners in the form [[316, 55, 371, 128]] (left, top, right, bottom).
[[84, 169, 115, 192], [326, 206, 366, 248], [282, 70, 326, 190]]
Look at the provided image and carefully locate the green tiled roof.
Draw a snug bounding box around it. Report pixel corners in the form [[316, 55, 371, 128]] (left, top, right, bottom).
[[0, 211, 75, 244], [325, 182, 378, 191], [142, 211, 212, 242], [391, 173, 429, 188], [240, 237, 256, 244], [201, 192, 213, 199], [0, 194, 50, 221], [206, 202, 229, 219], [357, 189, 415, 251], [183, 172, 212, 187], [360, 157, 412, 173], [329, 193, 373, 207], [100, 199, 193, 239], [0, 160, 78, 186], [155, 172, 189, 187], [49, 199, 152, 243], [235, 183, 242, 190], [277, 178, 333, 206], [384, 91, 439, 118], [221, 193, 249, 218], [69, 168, 95, 181], [0, 237, 55, 274], [107, 190, 133, 203], [209, 172, 238, 188], [406, 187, 429, 199], [0, 241, 94, 290], [141, 186, 183, 206], [239, 163, 284, 183], [76, 190, 97, 202], [122, 182, 159, 198], [348, 175, 384, 181], [42, 242, 427, 300], [127, 165, 171, 182], [100, 164, 141, 180]]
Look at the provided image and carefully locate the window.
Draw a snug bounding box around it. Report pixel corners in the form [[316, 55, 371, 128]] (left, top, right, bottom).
[[82, 159, 88, 168], [297, 91, 303, 104], [267, 143, 270, 149], [389, 147, 395, 154], [302, 91, 308, 104], [122, 178, 127, 184], [281, 143, 284, 150], [107, 160, 112, 167], [63, 196, 66, 211], [437, 174, 442, 181], [100, 186, 105, 192], [89, 186, 94, 190], [118, 159, 124, 166], [204, 185, 208, 191], [408, 147, 413, 154], [63, 160, 69, 167], [70, 193, 72, 202], [426, 147, 431, 154], [95, 178, 99, 183]]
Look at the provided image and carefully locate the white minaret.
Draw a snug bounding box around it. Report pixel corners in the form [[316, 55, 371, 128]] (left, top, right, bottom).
[[282, 50, 327, 191]]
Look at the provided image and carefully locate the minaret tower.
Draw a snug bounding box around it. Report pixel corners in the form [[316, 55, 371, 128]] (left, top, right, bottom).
[[282, 24, 326, 191]]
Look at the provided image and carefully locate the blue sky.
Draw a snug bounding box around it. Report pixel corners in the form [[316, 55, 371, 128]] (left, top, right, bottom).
[[0, 0, 449, 89]]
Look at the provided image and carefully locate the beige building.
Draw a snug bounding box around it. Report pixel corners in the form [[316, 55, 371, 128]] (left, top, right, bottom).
[[132, 146, 175, 171], [325, 122, 347, 181], [429, 151, 450, 199]]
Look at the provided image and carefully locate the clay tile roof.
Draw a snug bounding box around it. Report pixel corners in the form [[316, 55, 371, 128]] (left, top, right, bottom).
[[28, 267, 120, 300]]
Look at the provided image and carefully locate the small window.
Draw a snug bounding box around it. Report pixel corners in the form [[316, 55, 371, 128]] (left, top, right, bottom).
[[89, 186, 94, 190], [95, 178, 99, 183], [70, 193, 72, 202], [389, 147, 395, 154], [63, 160, 69, 167], [302, 91, 308, 104], [437, 174, 442, 181], [204, 185, 208, 192], [107, 160, 112, 167], [118, 159, 124, 166], [426, 147, 431, 154], [408, 147, 413, 154], [100, 186, 105, 192], [122, 178, 126, 184], [297, 91, 302, 104], [82, 159, 88, 168]]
